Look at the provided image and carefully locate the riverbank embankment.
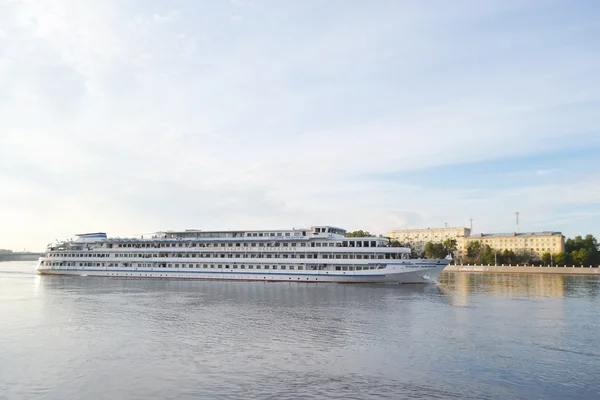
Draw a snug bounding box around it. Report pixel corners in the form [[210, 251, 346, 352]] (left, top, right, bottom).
[[445, 264, 600, 275]]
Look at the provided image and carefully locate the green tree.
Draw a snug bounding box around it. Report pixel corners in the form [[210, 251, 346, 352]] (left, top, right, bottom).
[[424, 242, 446, 259], [565, 234, 599, 266], [442, 238, 457, 255], [466, 241, 482, 264], [554, 252, 572, 266], [346, 230, 371, 238], [571, 248, 592, 266], [515, 250, 534, 265], [412, 249, 424, 259], [501, 249, 517, 265], [389, 239, 405, 247], [481, 245, 496, 265], [541, 252, 552, 266]]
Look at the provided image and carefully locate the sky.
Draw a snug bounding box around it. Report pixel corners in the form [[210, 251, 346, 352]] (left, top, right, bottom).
[[1, 0, 600, 251]]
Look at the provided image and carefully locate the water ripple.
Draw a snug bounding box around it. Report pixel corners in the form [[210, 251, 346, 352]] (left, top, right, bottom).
[[1, 262, 600, 400]]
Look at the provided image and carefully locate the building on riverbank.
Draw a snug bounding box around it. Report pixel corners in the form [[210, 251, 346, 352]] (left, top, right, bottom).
[[387, 227, 471, 257], [387, 227, 565, 261], [463, 231, 565, 258]]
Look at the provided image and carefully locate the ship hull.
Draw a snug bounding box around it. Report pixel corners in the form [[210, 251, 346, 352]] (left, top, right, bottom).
[[36, 259, 449, 284]]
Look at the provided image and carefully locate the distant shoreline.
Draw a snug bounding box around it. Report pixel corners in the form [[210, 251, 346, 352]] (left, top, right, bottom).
[[0, 254, 41, 262], [445, 265, 600, 275]]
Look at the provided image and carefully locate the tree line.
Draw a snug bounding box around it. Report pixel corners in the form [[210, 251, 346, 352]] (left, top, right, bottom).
[[346, 231, 599, 266], [550, 234, 599, 266]]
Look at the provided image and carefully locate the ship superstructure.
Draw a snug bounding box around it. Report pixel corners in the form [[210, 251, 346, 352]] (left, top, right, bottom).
[[37, 226, 450, 283]]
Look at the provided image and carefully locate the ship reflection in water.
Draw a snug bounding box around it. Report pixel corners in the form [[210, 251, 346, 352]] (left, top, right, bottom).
[[1, 262, 600, 400]]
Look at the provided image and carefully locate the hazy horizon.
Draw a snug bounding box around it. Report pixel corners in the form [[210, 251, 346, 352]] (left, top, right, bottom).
[[2, 0, 599, 251]]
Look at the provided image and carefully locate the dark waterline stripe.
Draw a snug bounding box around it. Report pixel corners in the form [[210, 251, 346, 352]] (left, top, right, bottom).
[[40, 268, 387, 277]]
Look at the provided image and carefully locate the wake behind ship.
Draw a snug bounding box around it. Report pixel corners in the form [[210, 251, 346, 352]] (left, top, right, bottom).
[[37, 226, 451, 284]]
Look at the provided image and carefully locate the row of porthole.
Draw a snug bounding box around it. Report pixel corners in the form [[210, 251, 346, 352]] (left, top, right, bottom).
[[104, 273, 319, 280]]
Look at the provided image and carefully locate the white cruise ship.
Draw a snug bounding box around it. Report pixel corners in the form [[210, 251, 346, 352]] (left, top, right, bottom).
[[36, 226, 451, 284]]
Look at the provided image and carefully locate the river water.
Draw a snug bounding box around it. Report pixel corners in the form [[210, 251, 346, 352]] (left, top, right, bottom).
[[1, 261, 599, 400]]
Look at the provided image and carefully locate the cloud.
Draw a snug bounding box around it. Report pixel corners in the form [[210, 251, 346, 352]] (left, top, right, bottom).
[[1, 0, 600, 250]]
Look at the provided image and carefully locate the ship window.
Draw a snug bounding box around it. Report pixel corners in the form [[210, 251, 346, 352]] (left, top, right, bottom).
[[248, 265, 253, 269], [322, 255, 328, 259], [316, 243, 322, 247], [225, 265, 230, 269], [251, 243, 256, 247], [240, 265, 245, 269], [342, 266, 348, 271], [281, 266, 286, 270], [259, 233, 263, 237], [282, 243, 288, 247], [289, 266, 294, 270], [233, 265, 238, 269], [236, 243, 241, 247], [256, 265, 261, 269], [371, 241, 376, 247], [291, 243, 296, 247], [218, 265, 222, 268], [300, 243, 306, 247], [356, 255, 362, 259], [211, 265, 215, 268], [277, 233, 282, 236], [285, 233, 290, 237], [266, 255, 272, 258], [283, 255, 288, 258], [270, 233, 275, 237], [335, 266, 341, 271], [349, 267, 355, 271], [356, 267, 362, 270], [299, 255, 305, 259], [298, 266, 303, 270], [264, 265, 269, 269], [272, 265, 277, 269]]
